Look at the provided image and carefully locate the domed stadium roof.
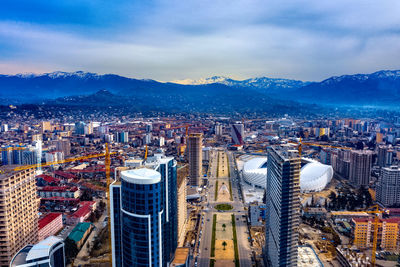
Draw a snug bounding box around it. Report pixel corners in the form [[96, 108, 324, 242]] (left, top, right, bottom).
[[242, 157, 333, 192], [300, 161, 333, 193]]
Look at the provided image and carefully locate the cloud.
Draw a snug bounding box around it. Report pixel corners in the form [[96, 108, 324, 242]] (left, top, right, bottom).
[[0, 0, 399, 81]]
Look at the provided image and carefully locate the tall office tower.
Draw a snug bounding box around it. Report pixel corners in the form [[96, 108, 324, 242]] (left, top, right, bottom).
[[376, 166, 400, 207], [265, 146, 300, 267], [143, 133, 152, 145], [40, 121, 52, 133], [111, 168, 164, 267], [115, 132, 129, 143], [231, 123, 244, 145], [10, 236, 65, 267], [349, 150, 373, 187], [0, 167, 38, 267], [377, 145, 394, 168], [187, 133, 202, 186], [54, 139, 71, 156], [111, 156, 178, 267], [215, 123, 223, 136], [74, 121, 86, 135]]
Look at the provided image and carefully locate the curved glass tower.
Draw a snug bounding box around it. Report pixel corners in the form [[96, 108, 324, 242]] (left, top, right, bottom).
[[111, 168, 164, 267]]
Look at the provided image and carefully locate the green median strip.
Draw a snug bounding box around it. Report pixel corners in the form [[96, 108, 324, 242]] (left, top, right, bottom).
[[210, 214, 217, 258], [214, 180, 218, 201], [231, 214, 240, 267]]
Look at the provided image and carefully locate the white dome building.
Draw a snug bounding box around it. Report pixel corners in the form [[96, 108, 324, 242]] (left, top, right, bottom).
[[243, 157, 268, 188], [300, 160, 333, 193], [242, 157, 333, 192]]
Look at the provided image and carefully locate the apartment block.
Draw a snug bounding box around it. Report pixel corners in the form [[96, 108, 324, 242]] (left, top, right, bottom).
[[352, 217, 400, 251], [188, 133, 202, 186], [0, 166, 38, 267]]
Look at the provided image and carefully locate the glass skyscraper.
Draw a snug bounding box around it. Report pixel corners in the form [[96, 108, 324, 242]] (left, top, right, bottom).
[[265, 146, 300, 267], [110, 154, 177, 267]]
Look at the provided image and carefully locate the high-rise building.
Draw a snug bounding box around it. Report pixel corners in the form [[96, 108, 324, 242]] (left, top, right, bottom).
[[215, 123, 223, 136], [74, 121, 86, 135], [10, 236, 65, 267], [187, 133, 202, 186], [1, 124, 8, 132], [0, 166, 38, 267], [265, 146, 300, 267], [377, 166, 400, 207], [349, 150, 373, 187], [377, 145, 393, 168], [40, 121, 52, 133], [231, 123, 244, 145], [111, 168, 164, 267], [54, 139, 71, 156], [115, 132, 129, 143], [111, 155, 178, 267]]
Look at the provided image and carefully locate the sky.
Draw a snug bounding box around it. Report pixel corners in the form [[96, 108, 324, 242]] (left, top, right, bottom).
[[0, 0, 400, 81]]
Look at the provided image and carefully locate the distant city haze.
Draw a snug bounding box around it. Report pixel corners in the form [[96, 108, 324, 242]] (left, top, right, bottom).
[[1, 0, 400, 81]]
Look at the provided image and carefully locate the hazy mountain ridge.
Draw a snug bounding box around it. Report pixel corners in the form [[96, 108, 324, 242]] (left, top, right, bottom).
[[0, 70, 399, 110]]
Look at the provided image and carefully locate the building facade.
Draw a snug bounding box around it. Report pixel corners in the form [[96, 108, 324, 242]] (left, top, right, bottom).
[[38, 213, 63, 241], [187, 133, 202, 186], [349, 150, 373, 187], [177, 165, 188, 246], [0, 167, 38, 267], [352, 217, 400, 251], [111, 169, 164, 267], [377, 166, 400, 207], [231, 123, 244, 145], [265, 146, 300, 267], [111, 157, 178, 267]]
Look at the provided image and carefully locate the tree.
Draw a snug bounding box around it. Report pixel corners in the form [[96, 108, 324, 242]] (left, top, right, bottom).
[[222, 241, 227, 250], [222, 224, 226, 231], [64, 237, 78, 263]]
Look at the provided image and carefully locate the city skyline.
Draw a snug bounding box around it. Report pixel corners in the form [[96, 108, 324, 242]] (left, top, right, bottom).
[[1, 1, 400, 81]]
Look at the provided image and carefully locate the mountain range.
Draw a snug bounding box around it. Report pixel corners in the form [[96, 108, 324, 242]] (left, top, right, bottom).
[[0, 70, 399, 113]]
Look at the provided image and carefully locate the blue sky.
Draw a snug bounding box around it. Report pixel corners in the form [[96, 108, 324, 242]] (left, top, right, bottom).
[[0, 0, 400, 81]]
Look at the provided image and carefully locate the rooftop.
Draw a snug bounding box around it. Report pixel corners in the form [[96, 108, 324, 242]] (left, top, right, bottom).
[[171, 247, 190, 265], [121, 168, 161, 185], [68, 222, 93, 243], [39, 213, 62, 229]]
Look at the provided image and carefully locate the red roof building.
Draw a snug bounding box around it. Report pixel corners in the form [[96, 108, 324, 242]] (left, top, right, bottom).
[[38, 213, 63, 241]]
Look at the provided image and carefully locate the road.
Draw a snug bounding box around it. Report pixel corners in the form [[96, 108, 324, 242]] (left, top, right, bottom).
[[195, 149, 252, 267]]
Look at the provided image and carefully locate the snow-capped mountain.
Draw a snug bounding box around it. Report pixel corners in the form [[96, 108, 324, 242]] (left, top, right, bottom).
[[171, 76, 310, 92]]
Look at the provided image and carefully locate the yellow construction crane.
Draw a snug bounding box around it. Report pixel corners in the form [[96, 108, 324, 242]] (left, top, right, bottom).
[[343, 205, 386, 266], [11, 144, 116, 265], [144, 144, 148, 160], [288, 137, 352, 157], [289, 138, 383, 266], [0, 146, 27, 151]]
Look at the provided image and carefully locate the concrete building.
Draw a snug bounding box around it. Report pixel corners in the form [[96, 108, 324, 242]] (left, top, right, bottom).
[[349, 150, 373, 187], [352, 217, 400, 251], [54, 139, 71, 156], [115, 132, 129, 143], [187, 133, 202, 186], [40, 121, 52, 133], [10, 236, 65, 267], [265, 146, 300, 267], [0, 166, 38, 267], [177, 165, 188, 246], [377, 166, 400, 207], [231, 123, 244, 145], [377, 145, 393, 168], [38, 213, 63, 241], [215, 123, 223, 136]]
